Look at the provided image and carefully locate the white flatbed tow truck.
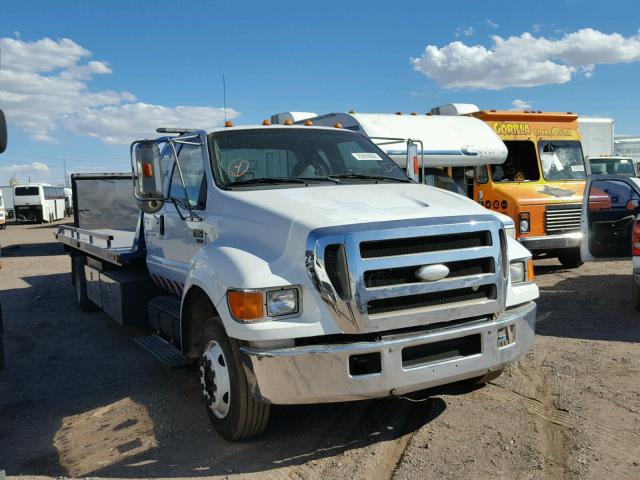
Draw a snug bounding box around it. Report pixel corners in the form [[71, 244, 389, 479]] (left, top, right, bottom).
[[57, 122, 538, 440]]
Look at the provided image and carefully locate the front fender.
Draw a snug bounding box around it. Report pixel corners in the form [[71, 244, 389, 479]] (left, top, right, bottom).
[[506, 236, 539, 307], [184, 243, 335, 341]]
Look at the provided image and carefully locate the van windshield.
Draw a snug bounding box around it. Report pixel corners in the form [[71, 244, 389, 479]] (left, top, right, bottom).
[[15, 186, 40, 196], [209, 128, 410, 188], [538, 140, 586, 181], [589, 158, 635, 177]]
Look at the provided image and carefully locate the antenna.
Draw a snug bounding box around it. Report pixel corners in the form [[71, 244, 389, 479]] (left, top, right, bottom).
[[223, 74, 227, 125]]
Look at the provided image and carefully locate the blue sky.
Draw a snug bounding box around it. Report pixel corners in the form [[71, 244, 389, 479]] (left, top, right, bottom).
[[1, 0, 639, 185]]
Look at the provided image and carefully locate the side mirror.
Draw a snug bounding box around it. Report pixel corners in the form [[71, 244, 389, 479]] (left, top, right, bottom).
[[131, 141, 164, 213], [0, 109, 7, 154]]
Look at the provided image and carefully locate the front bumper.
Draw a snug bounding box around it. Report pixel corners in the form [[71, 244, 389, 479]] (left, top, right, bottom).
[[518, 232, 581, 251], [241, 301, 536, 404]]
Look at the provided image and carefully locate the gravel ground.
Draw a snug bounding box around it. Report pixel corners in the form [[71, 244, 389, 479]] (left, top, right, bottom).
[[1, 221, 639, 479]]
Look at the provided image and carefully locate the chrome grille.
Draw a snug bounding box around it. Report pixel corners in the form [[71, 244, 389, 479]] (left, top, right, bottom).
[[545, 204, 582, 235], [306, 215, 507, 334]]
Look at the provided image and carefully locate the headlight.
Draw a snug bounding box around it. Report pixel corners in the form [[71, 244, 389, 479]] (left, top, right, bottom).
[[510, 259, 534, 284], [505, 226, 516, 239], [509, 261, 526, 283], [266, 288, 299, 317], [519, 212, 530, 234]]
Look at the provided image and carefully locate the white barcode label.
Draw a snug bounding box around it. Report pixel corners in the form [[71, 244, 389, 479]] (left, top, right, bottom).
[[352, 152, 382, 161]]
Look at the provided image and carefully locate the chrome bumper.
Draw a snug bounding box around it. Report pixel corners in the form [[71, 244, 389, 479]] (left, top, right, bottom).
[[518, 232, 581, 251], [240, 302, 536, 405]]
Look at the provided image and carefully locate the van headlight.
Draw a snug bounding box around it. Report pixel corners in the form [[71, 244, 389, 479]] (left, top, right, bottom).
[[266, 288, 299, 317]]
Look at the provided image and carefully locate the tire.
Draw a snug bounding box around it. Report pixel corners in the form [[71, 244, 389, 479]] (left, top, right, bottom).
[[199, 317, 270, 441], [633, 278, 640, 311], [73, 256, 98, 312], [558, 248, 583, 269], [467, 368, 503, 385]]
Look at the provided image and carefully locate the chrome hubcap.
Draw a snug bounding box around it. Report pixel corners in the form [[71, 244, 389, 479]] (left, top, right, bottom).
[[199, 340, 231, 419]]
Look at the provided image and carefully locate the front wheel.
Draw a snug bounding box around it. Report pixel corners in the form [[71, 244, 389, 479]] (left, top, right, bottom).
[[558, 248, 583, 269], [199, 318, 270, 441]]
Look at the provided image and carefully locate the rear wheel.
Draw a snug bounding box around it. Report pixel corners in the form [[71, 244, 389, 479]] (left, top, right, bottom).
[[632, 278, 640, 311], [73, 256, 98, 312], [199, 318, 270, 441], [558, 248, 583, 269]]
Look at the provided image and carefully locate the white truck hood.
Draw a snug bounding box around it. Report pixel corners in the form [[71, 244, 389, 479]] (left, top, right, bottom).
[[210, 183, 504, 263]]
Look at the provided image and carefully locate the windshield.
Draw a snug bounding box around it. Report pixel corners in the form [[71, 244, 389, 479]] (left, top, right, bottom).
[[15, 186, 40, 196], [589, 158, 635, 177], [209, 128, 410, 188], [538, 140, 586, 181], [490, 141, 540, 182]]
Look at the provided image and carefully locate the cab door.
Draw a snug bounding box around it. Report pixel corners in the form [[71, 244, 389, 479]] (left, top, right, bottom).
[[145, 136, 209, 293], [581, 175, 640, 261]]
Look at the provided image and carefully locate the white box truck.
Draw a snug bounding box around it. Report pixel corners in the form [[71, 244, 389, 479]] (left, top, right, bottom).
[[57, 122, 538, 440]]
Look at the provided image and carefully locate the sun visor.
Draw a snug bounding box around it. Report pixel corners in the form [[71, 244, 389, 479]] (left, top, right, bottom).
[[353, 114, 507, 167]]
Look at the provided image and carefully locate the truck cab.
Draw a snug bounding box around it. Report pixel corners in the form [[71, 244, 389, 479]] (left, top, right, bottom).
[[450, 107, 587, 269], [58, 122, 539, 440]]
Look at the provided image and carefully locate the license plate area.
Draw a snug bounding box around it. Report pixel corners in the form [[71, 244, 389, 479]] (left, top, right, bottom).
[[401, 334, 481, 369]]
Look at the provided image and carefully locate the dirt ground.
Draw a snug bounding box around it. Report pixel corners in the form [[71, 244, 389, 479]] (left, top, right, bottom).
[[1, 221, 639, 480]]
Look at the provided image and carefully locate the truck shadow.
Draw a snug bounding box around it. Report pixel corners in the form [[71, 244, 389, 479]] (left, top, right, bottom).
[[534, 268, 640, 343], [0, 242, 66, 257], [0, 272, 450, 478]]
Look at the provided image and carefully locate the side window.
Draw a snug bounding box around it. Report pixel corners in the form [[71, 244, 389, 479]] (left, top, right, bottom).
[[160, 145, 176, 194], [589, 179, 639, 211], [169, 144, 207, 209], [475, 166, 488, 184]]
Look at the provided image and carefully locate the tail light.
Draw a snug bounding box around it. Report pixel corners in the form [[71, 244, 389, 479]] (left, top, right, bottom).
[[632, 220, 640, 256]]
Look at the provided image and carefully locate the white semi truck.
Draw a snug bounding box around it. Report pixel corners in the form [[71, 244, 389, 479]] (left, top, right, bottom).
[[56, 122, 538, 440]]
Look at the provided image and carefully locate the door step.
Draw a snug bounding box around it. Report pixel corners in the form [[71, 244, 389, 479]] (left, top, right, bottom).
[[134, 334, 192, 368]]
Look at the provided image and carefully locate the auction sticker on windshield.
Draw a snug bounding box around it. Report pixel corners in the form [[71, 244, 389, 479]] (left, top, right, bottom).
[[352, 152, 382, 161]]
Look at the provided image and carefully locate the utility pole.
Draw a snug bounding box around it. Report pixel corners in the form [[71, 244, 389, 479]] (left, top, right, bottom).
[[63, 158, 68, 187]]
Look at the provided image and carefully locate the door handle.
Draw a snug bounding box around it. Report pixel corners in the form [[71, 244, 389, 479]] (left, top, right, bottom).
[[159, 214, 165, 235]]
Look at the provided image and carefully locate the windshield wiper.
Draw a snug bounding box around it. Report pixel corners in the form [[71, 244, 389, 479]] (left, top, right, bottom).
[[326, 173, 412, 183], [228, 177, 309, 187]]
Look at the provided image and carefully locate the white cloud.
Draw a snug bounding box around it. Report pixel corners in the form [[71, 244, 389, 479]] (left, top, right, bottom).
[[411, 28, 640, 90], [455, 26, 475, 37], [0, 37, 237, 144], [62, 103, 236, 145], [511, 99, 533, 110], [0, 161, 50, 172], [486, 19, 499, 29]]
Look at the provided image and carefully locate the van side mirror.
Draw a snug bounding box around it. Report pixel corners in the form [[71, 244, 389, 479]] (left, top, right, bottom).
[[131, 140, 164, 213], [0, 109, 7, 154]]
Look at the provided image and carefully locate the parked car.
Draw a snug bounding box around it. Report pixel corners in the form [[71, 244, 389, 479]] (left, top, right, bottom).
[[581, 175, 640, 308]]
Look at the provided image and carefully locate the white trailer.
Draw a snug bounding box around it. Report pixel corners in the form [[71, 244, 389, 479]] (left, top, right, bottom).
[[578, 117, 614, 158], [57, 123, 538, 441], [0, 186, 15, 221]]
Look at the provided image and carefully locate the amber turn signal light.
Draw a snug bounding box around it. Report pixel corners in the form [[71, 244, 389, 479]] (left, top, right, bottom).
[[143, 163, 153, 177], [228, 290, 264, 321], [527, 259, 535, 282]]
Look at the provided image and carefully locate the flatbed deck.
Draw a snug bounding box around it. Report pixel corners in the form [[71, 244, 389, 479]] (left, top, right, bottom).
[[55, 225, 144, 266]]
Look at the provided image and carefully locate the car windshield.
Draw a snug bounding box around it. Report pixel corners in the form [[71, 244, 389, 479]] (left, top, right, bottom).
[[538, 140, 586, 181], [208, 128, 410, 188], [589, 158, 635, 177]]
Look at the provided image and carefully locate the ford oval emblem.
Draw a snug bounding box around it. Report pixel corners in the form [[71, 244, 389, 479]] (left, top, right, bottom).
[[415, 264, 450, 282]]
